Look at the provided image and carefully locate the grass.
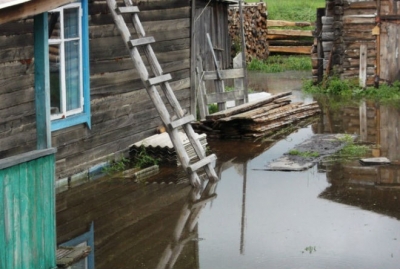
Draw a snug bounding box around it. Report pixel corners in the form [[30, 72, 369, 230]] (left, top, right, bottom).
[[102, 157, 129, 175], [246, 0, 324, 22], [288, 149, 320, 158], [326, 134, 371, 162], [134, 145, 158, 169], [248, 55, 312, 73], [302, 76, 400, 107]]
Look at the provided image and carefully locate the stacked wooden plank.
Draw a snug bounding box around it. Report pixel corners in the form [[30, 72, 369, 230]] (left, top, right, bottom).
[[130, 132, 208, 166], [193, 92, 321, 139], [267, 20, 314, 55], [228, 2, 269, 61]]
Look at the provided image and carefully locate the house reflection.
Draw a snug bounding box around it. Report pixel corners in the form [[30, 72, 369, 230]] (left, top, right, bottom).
[[316, 99, 400, 220], [320, 161, 400, 220], [56, 173, 217, 269]]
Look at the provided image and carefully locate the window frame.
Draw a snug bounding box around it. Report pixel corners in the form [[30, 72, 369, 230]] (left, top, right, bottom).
[[59, 222, 95, 269], [49, 0, 91, 131]]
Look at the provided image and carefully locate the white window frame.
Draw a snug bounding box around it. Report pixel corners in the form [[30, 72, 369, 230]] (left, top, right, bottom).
[[49, 2, 84, 121]]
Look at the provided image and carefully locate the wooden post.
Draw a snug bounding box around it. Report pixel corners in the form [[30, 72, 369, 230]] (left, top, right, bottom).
[[196, 56, 208, 120], [359, 44, 367, 88], [234, 53, 245, 106], [359, 101, 367, 142], [190, 0, 197, 117], [34, 13, 52, 150], [239, 0, 248, 103]]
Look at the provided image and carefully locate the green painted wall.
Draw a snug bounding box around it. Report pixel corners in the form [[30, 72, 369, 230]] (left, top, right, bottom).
[[0, 153, 56, 269]]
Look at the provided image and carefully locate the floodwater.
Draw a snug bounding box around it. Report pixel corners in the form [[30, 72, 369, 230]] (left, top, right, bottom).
[[56, 71, 400, 269]]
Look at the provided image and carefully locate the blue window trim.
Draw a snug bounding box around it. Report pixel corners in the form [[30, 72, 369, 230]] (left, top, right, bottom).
[[51, 0, 91, 132], [60, 222, 95, 269]]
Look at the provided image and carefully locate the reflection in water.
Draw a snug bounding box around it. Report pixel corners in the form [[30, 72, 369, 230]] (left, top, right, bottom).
[[56, 174, 218, 269], [56, 75, 400, 268]]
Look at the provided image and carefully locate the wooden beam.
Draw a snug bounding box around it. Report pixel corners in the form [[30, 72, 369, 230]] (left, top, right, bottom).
[[267, 20, 314, 27], [359, 44, 367, 88], [267, 29, 313, 38], [269, 46, 312, 54], [34, 13, 51, 149], [0, 0, 76, 25], [202, 68, 244, 80]]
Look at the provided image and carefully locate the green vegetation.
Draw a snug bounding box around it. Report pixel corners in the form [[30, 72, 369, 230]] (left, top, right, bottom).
[[247, 0, 324, 22], [134, 145, 158, 169], [288, 149, 319, 158], [248, 55, 312, 73], [327, 134, 370, 162], [303, 76, 400, 107], [102, 157, 129, 175]]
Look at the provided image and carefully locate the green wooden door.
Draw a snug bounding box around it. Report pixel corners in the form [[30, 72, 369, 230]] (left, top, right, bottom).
[[0, 149, 57, 269]]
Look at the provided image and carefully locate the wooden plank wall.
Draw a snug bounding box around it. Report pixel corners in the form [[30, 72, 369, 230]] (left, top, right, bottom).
[[194, 1, 231, 94], [380, 105, 400, 161], [379, 0, 400, 82], [0, 152, 57, 269], [0, 19, 37, 158], [0, 0, 193, 179], [56, 181, 197, 269]]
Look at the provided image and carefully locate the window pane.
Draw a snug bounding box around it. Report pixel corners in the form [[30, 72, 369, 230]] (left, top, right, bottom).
[[64, 7, 79, 39], [65, 40, 81, 111], [48, 11, 61, 39], [49, 44, 62, 115]]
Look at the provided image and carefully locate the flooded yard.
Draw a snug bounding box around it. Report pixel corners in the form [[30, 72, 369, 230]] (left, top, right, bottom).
[[56, 71, 400, 269]]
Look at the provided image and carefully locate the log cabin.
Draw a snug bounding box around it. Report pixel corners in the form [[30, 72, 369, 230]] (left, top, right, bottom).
[[313, 0, 400, 87], [0, 0, 237, 268]]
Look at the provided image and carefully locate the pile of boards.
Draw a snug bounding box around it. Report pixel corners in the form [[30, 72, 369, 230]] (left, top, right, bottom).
[[193, 92, 320, 139]]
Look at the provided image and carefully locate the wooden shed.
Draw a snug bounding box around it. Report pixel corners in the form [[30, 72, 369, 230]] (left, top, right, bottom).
[[0, 0, 236, 267], [314, 0, 400, 87]]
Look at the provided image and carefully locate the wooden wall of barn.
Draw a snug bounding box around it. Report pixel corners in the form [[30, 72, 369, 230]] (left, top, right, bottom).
[[194, 1, 231, 71], [0, 0, 193, 179], [56, 181, 198, 269]]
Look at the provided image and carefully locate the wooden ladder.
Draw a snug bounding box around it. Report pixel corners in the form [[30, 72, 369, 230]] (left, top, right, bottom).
[[106, 0, 218, 187]]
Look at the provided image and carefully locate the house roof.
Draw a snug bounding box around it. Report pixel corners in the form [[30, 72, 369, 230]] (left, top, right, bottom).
[[0, 0, 74, 25], [0, 0, 30, 9]]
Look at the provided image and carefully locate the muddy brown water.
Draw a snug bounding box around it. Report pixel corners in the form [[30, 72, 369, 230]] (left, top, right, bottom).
[[56, 71, 400, 269]]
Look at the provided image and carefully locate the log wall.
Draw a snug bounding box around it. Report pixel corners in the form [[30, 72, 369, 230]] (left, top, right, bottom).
[[0, 0, 193, 179], [315, 0, 400, 86]]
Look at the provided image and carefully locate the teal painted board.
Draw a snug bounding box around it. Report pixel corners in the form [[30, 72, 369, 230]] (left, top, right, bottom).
[[0, 153, 56, 269]]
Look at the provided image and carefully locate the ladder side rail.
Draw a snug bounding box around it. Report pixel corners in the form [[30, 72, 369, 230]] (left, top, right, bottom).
[[106, 0, 149, 80], [124, 1, 217, 180], [107, 0, 202, 186]]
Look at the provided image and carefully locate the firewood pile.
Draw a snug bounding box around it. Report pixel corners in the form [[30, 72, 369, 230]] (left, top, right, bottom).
[[193, 92, 321, 139], [228, 2, 269, 62]]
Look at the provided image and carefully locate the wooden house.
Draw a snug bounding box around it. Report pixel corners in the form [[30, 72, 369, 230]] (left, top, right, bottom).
[[313, 0, 400, 86], [0, 0, 237, 267]]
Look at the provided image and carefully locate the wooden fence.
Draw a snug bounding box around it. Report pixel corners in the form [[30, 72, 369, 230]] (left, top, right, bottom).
[[267, 19, 314, 55], [0, 149, 57, 269]]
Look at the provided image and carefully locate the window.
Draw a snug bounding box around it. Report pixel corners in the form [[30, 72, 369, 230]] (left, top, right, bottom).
[[60, 222, 95, 269], [48, 0, 90, 131]]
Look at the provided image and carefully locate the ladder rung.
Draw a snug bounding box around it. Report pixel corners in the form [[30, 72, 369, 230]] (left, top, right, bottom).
[[147, 74, 172, 86], [116, 6, 140, 14], [169, 115, 195, 130], [129, 36, 155, 48], [187, 154, 217, 174]]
